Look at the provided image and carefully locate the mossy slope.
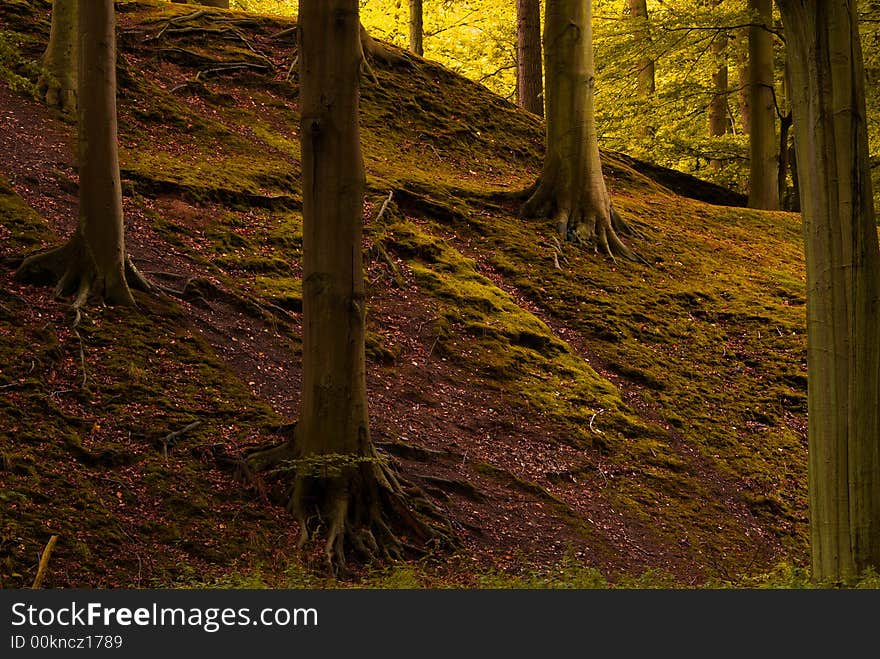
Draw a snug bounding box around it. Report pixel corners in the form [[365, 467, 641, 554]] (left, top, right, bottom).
[[0, 0, 810, 586]]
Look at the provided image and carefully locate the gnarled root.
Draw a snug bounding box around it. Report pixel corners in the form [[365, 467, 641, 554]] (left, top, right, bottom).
[[15, 237, 151, 315], [244, 435, 454, 575], [36, 73, 76, 117], [521, 176, 643, 263]]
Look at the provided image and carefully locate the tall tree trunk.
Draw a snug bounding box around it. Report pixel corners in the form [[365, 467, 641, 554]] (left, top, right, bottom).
[[516, 0, 543, 116], [409, 0, 423, 56], [626, 0, 655, 137], [37, 0, 78, 115], [747, 0, 779, 209], [521, 0, 636, 260], [734, 27, 750, 134], [16, 0, 147, 308], [246, 0, 445, 570], [708, 45, 730, 171], [708, 0, 729, 170], [626, 0, 655, 98], [778, 0, 880, 583]]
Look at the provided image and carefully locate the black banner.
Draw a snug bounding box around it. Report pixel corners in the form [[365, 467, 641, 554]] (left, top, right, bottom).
[[1, 589, 876, 656]]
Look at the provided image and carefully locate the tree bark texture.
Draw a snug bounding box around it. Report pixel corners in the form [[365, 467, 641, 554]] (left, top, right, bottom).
[[626, 0, 655, 98], [516, 0, 543, 116], [707, 0, 729, 172], [17, 0, 143, 307], [735, 27, 750, 134], [38, 0, 78, 115], [778, 0, 880, 582], [409, 0, 423, 56], [522, 0, 635, 260], [245, 0, 443, 569], [747, 0, 778, 209]]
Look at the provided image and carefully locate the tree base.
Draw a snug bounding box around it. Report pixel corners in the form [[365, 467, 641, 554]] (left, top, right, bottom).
[[521, 178, 643, 263], [15, 236, 151, 315], [36, 74, 76, 117], [243, 430, 453, 574]]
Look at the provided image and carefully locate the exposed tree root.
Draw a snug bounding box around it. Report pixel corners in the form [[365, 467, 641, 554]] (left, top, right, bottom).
[[243, 432, 454, 575], [36, 74, 76, 117], [521, 177, 644, 263], [14, 236, 152, 316]]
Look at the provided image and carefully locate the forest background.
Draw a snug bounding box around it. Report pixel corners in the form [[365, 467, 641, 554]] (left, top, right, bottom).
[[226, 0, 880, 210]]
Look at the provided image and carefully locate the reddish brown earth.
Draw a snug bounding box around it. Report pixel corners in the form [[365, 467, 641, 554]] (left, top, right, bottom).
[[0, 2, 798, 588]]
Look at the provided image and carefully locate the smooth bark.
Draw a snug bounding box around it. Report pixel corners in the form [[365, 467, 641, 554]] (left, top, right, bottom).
[[516, 0, 543, 116], [626, 0, 655, 98], [17, 0, 144, 307], [779, 0, 880, 582], [409, 0, 423, 56], [38, 0, 78, 115], [747, 0, 779, 209], [707, 0, 728, 169], [245, 0, 443, 569], [522, 0, 636, 260]]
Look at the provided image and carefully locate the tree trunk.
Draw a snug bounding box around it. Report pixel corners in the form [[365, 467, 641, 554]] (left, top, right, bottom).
[[626, 0, 655, 98], [734, 27, 750, 134], [409, 0, 423, 57], [37, 0, 78, 115], [516, 0, 543, 116], [247, 0, 444, 570], [521, 0, 636, 260], [778, 0, 880, 583], [707, 0, 728, 170], [747, 0, 779, 209], [17, 0, 146, 308]]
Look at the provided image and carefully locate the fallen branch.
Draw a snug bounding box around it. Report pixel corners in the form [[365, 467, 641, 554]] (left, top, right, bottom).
[[73, 329, 87, 389], [160, 421, 202, 460], [31, 535, 59, 589]]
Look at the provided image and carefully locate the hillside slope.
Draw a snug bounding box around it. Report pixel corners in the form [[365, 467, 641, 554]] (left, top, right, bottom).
[[0, 0, 808, 587]]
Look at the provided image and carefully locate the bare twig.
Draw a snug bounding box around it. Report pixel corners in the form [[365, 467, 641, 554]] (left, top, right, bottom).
[[160, 421, 203, 460], [373, 190, 394, 223], [73, 329, 87, 389], [589, 408, 605, 435]]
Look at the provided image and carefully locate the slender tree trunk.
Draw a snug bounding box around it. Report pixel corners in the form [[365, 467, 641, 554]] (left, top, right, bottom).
[[626, 0, 655, 138], [516, 0, 543, 116], [409, 0, 423, 56], [778, 0, 880, 583], [747, 0, 779, 209], [521, 0, 636, 260], [626, 0, 655, 98], [37, 0, 78, 115], [16, 0, 146, 307], [708, 0, 729, 170], [734, 28, 750, 134]]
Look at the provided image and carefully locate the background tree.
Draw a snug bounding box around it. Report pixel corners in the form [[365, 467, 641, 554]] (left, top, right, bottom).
[[522, 0, 636, 259], [516, 0, 543, 116], [707, 0, 729, 170], [747, 0, 778, 209], [16, 0, 148, 309], [36, 0, 77, 115], [410, 0, 424, 56], [778, 0, 880, 582], [247, 0, 443, 569], [626, 0, 655, 101]]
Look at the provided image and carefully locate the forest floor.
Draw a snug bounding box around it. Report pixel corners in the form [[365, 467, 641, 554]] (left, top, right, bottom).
[[0, 0, 814, 588]]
